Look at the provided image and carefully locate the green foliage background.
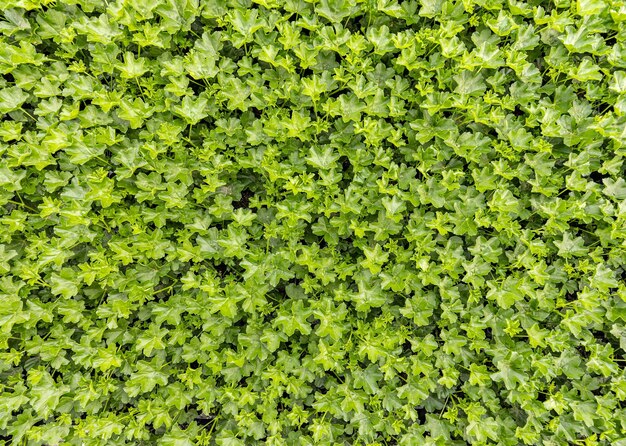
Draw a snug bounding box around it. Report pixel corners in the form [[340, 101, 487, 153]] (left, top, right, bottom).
[[1, 0, 626, 444]]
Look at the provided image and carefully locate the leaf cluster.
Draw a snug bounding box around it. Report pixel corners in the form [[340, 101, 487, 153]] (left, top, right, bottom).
[[1, 0, 626, 444]]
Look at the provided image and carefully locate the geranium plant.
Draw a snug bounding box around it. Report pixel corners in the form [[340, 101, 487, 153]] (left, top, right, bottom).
[[1, 0, 626, 444]]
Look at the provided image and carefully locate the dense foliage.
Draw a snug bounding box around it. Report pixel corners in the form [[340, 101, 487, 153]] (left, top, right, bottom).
[[1, 0, 626, 444]]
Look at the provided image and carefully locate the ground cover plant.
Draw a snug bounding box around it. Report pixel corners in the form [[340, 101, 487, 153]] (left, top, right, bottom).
[[1, 0, 626, 444]]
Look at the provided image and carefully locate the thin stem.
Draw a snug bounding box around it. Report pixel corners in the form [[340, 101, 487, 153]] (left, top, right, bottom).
[[206, 413, 221, 439], [8, 200, 36, 213], [153, 284, 175, 295], [20, 108, 36, 121], [135, 78, 146, 100]]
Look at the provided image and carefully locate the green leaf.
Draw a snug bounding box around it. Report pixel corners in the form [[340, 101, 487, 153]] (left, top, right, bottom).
[[49, 269, 79, 299], [554, 231, 587, 258], [576, 0, 606, 15], [0, 86, 29, 113], [117, 51, 149, 78], [27, 369, 70, 418], [173, 95, 210, 125], [316, 0, 359, 23], [591, 264, 618, 291], [124, 360, 169, 397]]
